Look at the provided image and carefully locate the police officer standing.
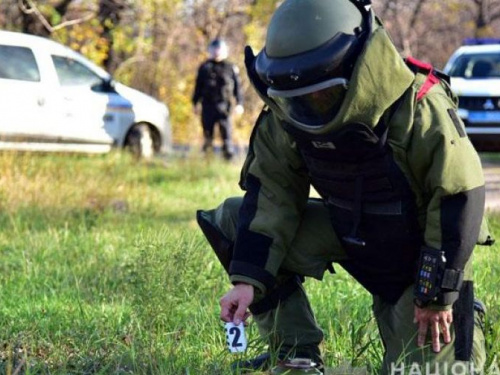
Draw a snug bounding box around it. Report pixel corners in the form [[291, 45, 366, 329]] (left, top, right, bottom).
[[197, 0, 492, 373], [192, 39, 244, 160]]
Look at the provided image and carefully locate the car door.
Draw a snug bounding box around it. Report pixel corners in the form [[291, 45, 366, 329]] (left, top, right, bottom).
[[51, 55, 116, 145], [0, 44, 57, 142]]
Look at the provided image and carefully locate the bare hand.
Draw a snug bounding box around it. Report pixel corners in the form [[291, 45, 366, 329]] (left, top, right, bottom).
[[234, 104, 244, 117], [414, 306, 453, 352], [193, 104, 201, 116], [220, 283, 254, 325]]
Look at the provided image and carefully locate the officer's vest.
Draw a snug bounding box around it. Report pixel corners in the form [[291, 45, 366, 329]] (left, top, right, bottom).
[[203, 61, 234, 104], [283, 58, 443, 303]]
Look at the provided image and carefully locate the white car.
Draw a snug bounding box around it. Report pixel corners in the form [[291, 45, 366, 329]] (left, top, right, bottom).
[[0, 30, 172, 158], [443, 39, 500, 151]]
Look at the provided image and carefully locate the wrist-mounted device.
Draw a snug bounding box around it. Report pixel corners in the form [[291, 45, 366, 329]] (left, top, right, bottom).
[[413, 246, 464, 308]]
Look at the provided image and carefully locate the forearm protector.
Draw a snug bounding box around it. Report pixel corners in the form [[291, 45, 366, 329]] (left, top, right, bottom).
[[440, 187, 484, 270], [415, 186, 485, 307]]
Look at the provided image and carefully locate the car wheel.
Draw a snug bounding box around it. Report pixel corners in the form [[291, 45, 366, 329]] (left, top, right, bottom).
[[126, 123, 156, 159]]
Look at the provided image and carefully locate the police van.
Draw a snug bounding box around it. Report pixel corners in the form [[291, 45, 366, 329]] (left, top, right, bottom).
[[444, 38, 500, 151], [0, 30, 172, 158]]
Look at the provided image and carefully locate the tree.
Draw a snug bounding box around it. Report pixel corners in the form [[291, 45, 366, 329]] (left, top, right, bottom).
[[466, 0, 500, 36], [373, 0, 500, 67], [97, 0, 129, 71], [16, 0, 92, 36], [1, 0, 500, 145]]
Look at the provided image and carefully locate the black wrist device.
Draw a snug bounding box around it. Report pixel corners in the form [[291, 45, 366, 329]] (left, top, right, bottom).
[[414, 247, 446, 307]]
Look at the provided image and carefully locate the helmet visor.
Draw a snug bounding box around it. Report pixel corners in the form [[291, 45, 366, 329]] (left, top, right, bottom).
[[268, 78, 348, 127]]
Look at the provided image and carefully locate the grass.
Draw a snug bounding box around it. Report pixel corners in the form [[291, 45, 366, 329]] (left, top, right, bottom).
[[0, 150, 499, 374]]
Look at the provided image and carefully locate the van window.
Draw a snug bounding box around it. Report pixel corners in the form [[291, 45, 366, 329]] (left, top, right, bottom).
[[52, 56, 102, 87], [0, 45, 40, 82]]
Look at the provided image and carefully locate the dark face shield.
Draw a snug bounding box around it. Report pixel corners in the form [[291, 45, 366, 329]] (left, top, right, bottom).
[[268, 78, 348, 128]]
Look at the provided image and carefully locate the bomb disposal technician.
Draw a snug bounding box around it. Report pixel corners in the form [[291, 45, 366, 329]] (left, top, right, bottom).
[[197, 0, 493, 373]]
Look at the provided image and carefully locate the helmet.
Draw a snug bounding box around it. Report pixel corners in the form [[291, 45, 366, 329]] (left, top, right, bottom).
[[208, 39, 229, 61], [255, 0, 372, 129]]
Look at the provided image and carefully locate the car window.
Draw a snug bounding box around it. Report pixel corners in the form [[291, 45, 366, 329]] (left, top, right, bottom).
[[0, 45, 40, 82], [52, 55, 103, 87], [448, 52, 500, 79]]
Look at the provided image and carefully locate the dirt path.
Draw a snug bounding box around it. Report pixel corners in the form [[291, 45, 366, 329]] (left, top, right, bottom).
[[483, 159, 500, 212]]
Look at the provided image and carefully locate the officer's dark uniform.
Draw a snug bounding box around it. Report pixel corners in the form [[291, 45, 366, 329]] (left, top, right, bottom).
[[192, 58, 243, 160]]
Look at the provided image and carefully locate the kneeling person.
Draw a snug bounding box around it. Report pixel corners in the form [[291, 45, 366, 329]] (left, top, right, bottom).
[[197, 0, 491, 373]]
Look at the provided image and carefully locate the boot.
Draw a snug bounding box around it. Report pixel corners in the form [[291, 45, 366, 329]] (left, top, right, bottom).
[[231, 345, 324, 374]]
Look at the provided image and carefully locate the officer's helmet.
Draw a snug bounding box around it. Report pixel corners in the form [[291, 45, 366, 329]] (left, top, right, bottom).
[[255, 0, 372, 128], [208, 39, 229, 61]]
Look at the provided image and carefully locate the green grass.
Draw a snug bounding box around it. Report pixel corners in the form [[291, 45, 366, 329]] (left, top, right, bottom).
[[0, 151, 499, 374]]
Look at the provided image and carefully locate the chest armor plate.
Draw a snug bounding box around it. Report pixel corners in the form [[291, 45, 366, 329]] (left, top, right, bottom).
[[285, 122, 423, 303]]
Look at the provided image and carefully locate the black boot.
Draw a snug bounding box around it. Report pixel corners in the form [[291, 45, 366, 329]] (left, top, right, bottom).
[[230, 346, 324, 374], [231, 352, 272, 373]]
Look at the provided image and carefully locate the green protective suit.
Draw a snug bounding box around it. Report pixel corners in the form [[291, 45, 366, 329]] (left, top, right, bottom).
[[199, 18, 489, 374]]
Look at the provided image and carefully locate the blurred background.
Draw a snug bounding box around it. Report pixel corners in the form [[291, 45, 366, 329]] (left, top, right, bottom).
[[1, 0, 500, 149]]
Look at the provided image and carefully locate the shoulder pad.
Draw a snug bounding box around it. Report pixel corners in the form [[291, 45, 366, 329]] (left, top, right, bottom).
[[404, 56, 450, 83], [405, 56, 432, 73], [405, 56, 450, 101]]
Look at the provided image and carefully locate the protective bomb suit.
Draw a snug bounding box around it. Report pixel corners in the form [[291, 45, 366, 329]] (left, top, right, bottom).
[[197, 0, 492, 373]]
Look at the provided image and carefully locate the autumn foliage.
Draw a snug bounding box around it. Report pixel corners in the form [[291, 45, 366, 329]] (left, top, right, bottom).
[[1, 0, 500, 147]]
